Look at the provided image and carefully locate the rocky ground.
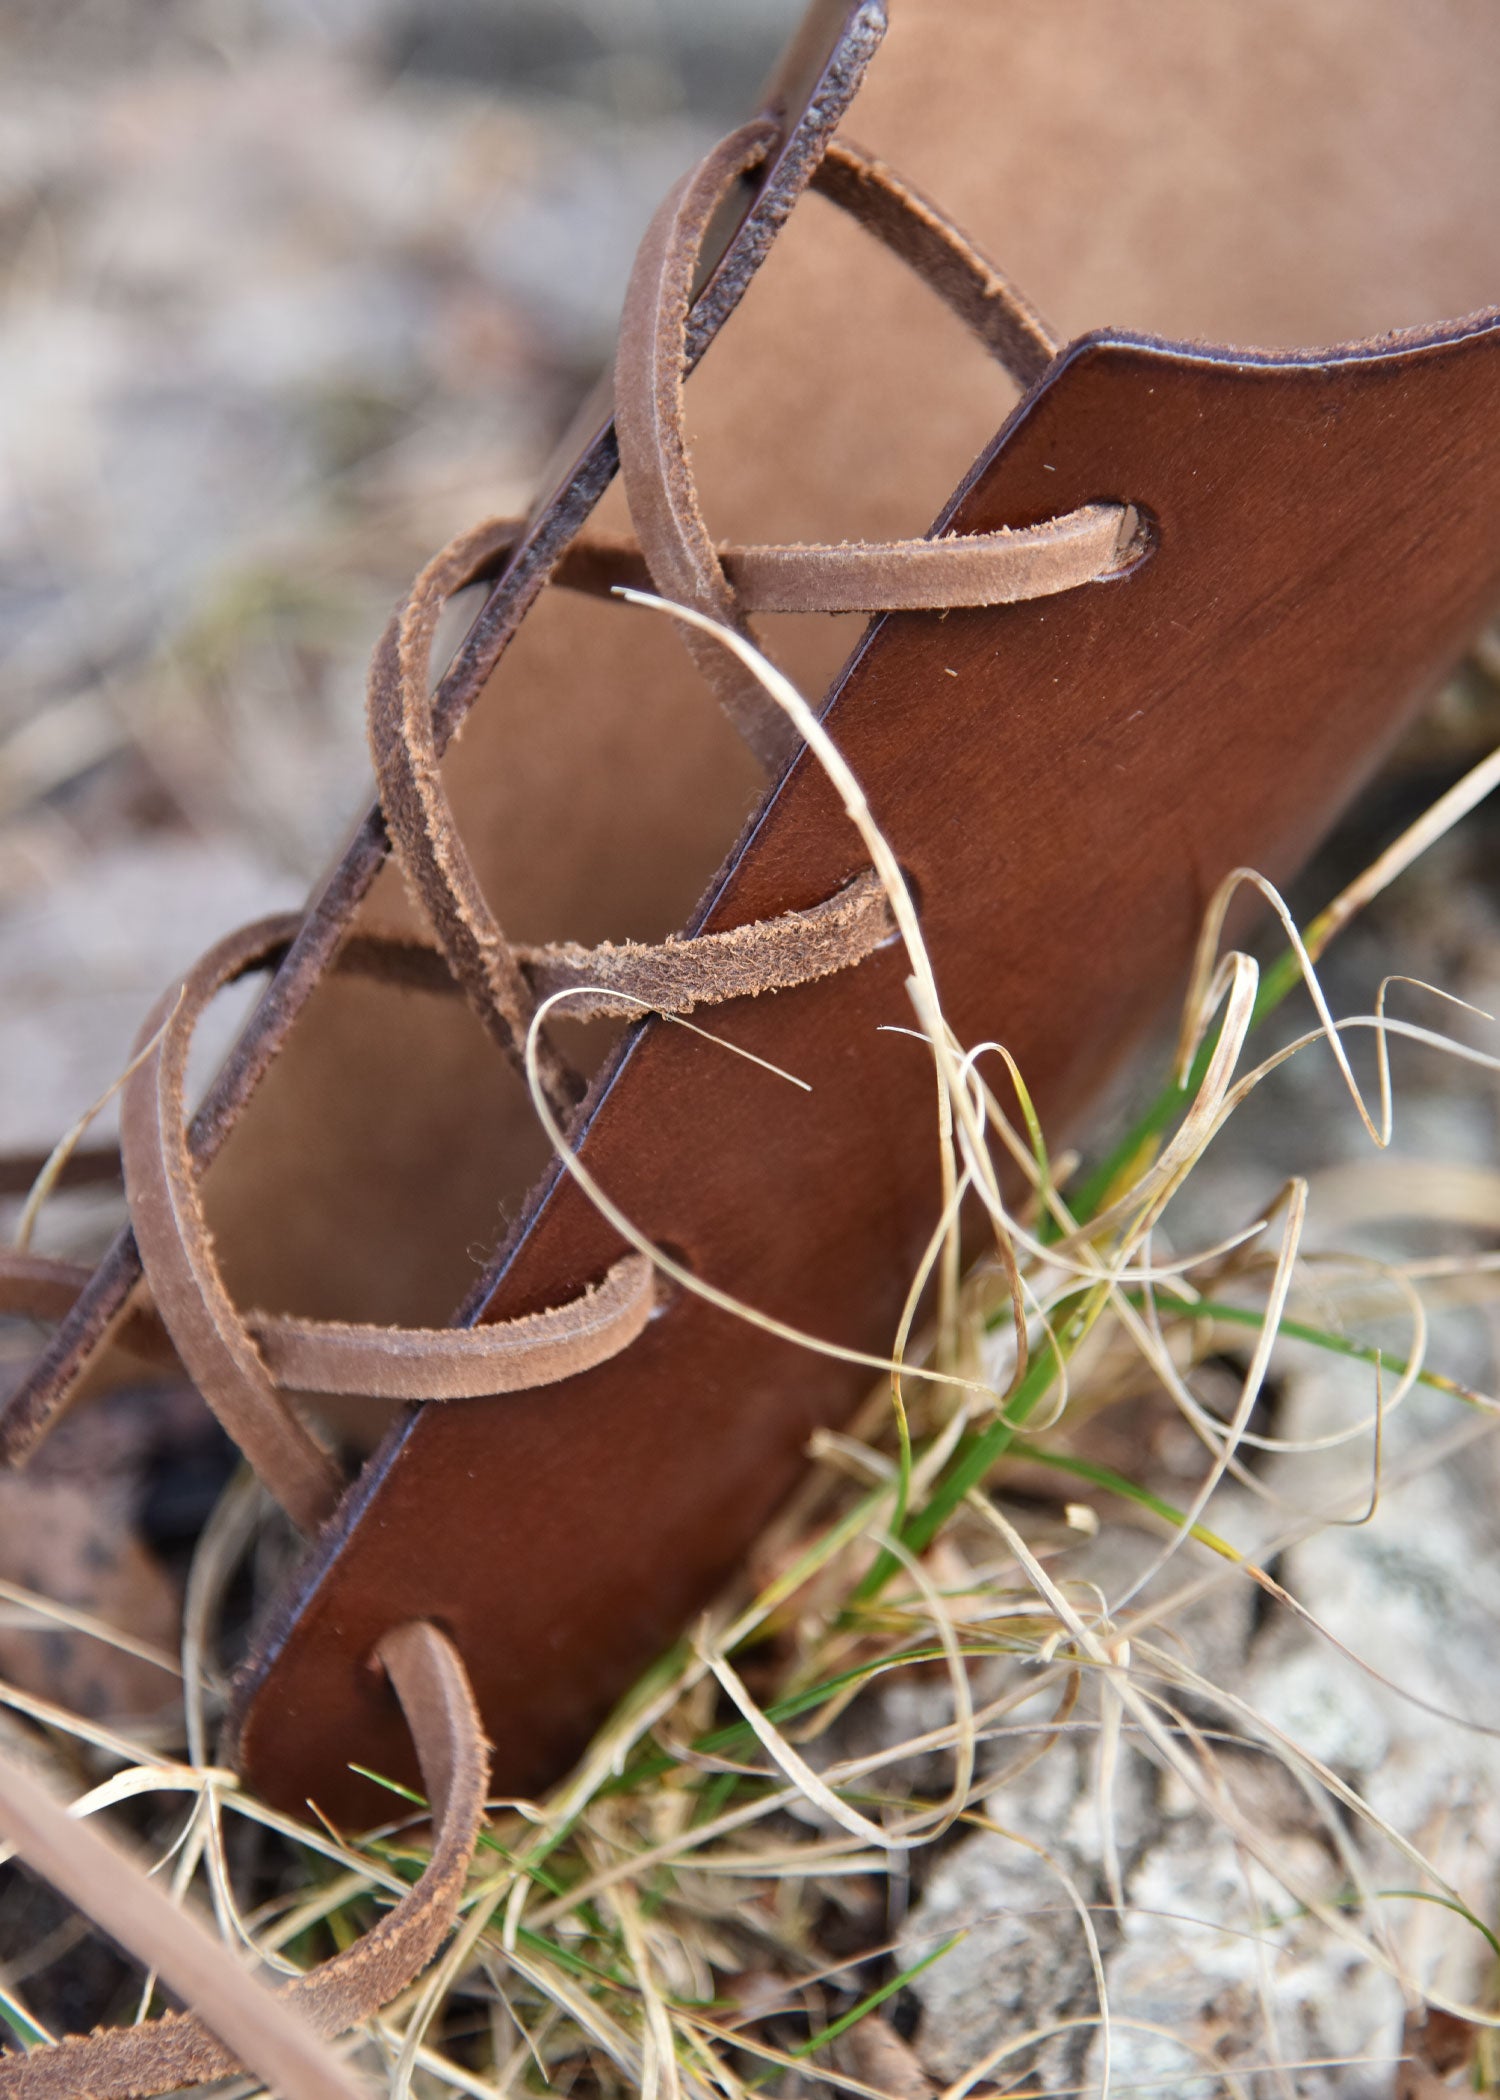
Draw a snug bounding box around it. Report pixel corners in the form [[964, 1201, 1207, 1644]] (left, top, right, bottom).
[[891, 801, 1500, 2097], [3, 7, 1500, 2096]]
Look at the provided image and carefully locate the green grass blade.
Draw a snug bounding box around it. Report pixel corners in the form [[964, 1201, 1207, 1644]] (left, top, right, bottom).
[[788, 1931, 963, 2059]]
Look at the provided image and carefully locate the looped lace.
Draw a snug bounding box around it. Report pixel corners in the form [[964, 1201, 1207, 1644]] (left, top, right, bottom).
[[367, 513, 900, 1109], [614, 126, 1132, 764], [116, 913, 660, 1530], [0, 1620, 490, 2100]]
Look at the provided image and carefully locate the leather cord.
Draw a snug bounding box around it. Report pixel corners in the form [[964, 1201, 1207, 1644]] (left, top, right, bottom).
[[810, 141, 1060, 387], [719, 505, 1131, 613], [614, 123, 797, 771], [0, 871, 892, 1522], [614, 127, 1129, 762], [344, 864, 889, 1020], [367, 520, 585, 1122], [0, 1239, 654, 1411], [511, 863, 891, 1020], [116, 916, 656, 1531], [121, 918, 349, 1535], [366, 513, 899, 1110], [0, 1621, 490, 2100]]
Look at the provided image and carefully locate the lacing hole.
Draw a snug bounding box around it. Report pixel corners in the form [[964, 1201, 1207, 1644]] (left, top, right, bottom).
[[872, 865, 922, 951], [363, 1620, 438, 1694], [649, 1244, 693, 1319], [1106, 501, 1157, 576]]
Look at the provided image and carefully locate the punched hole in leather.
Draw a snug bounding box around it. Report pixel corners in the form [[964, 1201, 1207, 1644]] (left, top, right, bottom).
[[1103, 500, 1156, 575], [643, 1241, 694, 1322]]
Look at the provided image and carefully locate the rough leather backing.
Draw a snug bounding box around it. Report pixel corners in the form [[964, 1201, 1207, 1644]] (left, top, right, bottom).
[[232, 313, 1500, 1818]]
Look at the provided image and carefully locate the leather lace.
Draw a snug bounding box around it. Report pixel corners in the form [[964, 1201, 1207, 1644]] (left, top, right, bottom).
[[0, 1622, 487, 2100], [0, 119, 1135, 2098]]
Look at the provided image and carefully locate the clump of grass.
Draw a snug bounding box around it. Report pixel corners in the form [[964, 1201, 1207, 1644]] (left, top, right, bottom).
[[6, 625, 1500, 2097]]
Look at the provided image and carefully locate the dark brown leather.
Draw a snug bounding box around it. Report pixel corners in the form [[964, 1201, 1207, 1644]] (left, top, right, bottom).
[[233, 309, 1500, 1819]]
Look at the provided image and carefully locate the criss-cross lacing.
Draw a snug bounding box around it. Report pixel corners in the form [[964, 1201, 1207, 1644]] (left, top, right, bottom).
[[0, 122, 1137, 2099]]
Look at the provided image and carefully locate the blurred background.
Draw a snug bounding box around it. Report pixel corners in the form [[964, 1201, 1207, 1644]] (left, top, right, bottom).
[[0, 0, 804, 1154]]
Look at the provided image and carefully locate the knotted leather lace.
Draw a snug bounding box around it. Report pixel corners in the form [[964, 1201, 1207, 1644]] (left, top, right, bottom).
[[0, 121, 1136, 2099]]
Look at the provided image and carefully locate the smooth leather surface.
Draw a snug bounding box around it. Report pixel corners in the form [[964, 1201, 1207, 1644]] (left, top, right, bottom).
[[234, 313, 1500, 1816]]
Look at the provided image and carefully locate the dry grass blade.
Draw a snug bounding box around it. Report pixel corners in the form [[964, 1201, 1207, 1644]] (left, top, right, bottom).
[[0, 1744, 364, 2100]]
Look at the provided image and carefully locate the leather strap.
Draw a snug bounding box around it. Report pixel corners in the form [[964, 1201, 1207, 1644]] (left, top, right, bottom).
[[344, 865, 888, 1017], [0, 1243, 653, 1410], [0, 1620, 489, 2100], [116, 918, 655, 1530], [502, 521, 1125, 614], [810, 140, 1059, 386], [614, 123, 797, 770], [512, 863, 890, 1019], [719, 504, 1129, 613], [121, 919, 348, 1534], [614, 130, 1125, 756], [366, 524, 583, 1121], [366, 513, 898, 1110]]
